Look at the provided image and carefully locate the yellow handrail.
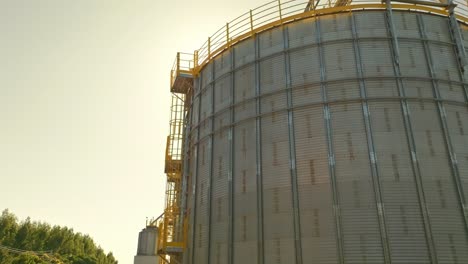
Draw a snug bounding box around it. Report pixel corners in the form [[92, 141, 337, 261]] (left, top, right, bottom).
[[170, 52, 194, 88], [170, 0, 468, 79]]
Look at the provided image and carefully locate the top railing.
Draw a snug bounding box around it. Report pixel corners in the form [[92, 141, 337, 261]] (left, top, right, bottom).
[[170, 52, 195, 88], [170, 0, 468, 81]]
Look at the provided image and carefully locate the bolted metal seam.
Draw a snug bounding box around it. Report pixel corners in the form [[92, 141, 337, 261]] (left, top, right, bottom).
[[419, 12, 468, 239], [254, 33, 265, 264], [190, 77, 203, 264], [206, 63, 215, 264], [228, 48, 235, 264], [283, 25, 303, 264], [350, 11, 392, 264], [385, 1, 438, 262], [315, 15, 345, 264]]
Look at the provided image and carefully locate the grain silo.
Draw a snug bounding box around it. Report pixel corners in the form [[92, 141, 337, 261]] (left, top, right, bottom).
[[134, 226, 159, 264], [155, 0, 468, 263]]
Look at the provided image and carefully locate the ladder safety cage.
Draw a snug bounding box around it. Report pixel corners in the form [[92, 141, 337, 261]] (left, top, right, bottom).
[[158, 52, 194, 264]]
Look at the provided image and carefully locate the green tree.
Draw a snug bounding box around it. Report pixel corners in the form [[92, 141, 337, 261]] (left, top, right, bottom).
[[0, 209, 18, 246], [11, 254, 46, 264], [0, 209, 118, 264], [14, 217, 33, 250]]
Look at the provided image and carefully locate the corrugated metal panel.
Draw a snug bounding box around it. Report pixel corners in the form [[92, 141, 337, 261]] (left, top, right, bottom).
[[394, 12, 420, 38], [200, 86, 213, 118], [460, 23, 468, 48], [444, 105, 468, 207], [214, 51, 232, 79], [186, 143, 198, 264], [365, 80, 399, 98], [234, 38, 255, 67], [234, 100, 256, 124], [403, 80, 433, 100], [233, 121, 258, 264], [354, 11, 387, 38], [422, 15, 451, 42], [260, 93, 287, 115], [234, 65, 256, 123], [330, 102, 385, 263], [191, 96, 200, 131], [323, 42, 356, 81], [320, 13, 352, 42], [234, 65, 255, 101], [210, 130, 229, 264], [261, 112, 295, 264], [199, 86, 213, 139], [369, 101, 430, 263], [408, 102, 468, 263], [399, 41, 430, 78], [359, 40, 394, 78], [327, 81, 360, 102], [214, 111, 230, 138], [292, 84, 321, 108], [438, 82, 466, 103], [260, 54, 286, 94], [202, 63, 213, 89], [461, 22, 468, 45], [460, 24, 468, 83], [214, 75, 232, 112], [293, 106, 338, 263], [289, 47, 321, 87], [429, 43, 461, 81], [199, 119, 212, 141], [288, 17, 317, 49], [259, 26, 284, 58], [187, 145, 197, 212], [194, 138, 211, 264]]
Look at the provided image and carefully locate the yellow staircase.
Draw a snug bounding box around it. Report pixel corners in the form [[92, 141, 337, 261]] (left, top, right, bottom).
[[156, 52, 194, 264]]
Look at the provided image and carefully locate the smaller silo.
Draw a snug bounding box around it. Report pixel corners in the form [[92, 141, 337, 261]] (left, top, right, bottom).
[[134, 226, 159, 264]]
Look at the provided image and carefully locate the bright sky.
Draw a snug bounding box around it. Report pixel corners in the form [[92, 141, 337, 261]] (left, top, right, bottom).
[[0, 0, 266, 263]]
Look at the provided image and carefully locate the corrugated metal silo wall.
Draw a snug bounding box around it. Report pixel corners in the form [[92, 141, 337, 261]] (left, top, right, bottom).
[[184, 10, 468, 264]]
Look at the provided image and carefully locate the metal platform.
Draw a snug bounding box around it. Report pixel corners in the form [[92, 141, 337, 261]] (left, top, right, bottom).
[[170, 53, 195, 94]]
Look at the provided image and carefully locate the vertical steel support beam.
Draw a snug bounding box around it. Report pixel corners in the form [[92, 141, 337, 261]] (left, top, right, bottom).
[[228, 48, 235, 264], [451, 5, 468, 134], [254, 34, 265, 264], [448, 1, 468, 217], [181, 102, 193, 264], [315, 16, 344, 264], [417, 13, 468, 234], [190, 78, 203, 264], [450, 3, 468, 129], [183, 127, 191, 214], [282, 25, 303, 264], [384, 1, 438, 262], [207, 64, 215, 264], [447, 1, 467, 70], [350, 12, 392, 263], [181, 92, 193, 243]]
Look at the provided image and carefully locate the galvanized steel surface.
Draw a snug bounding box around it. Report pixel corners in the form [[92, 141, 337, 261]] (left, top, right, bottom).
[[136, 227, 158, 256], [184, 10, 468, 264]]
